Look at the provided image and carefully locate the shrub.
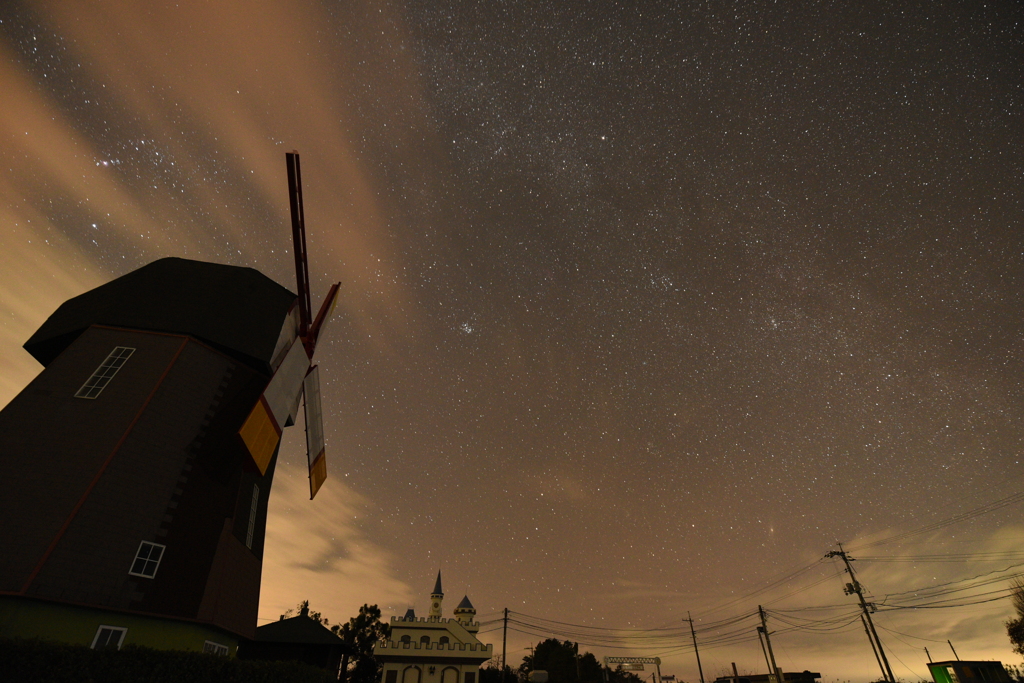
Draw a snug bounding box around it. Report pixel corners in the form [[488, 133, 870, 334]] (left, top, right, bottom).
[[0, 637, 337, 683]]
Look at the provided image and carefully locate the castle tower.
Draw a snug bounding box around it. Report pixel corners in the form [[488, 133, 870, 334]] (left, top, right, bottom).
[[454, 595, 476, 627], [375, 576, 491, 683], [429, 570, 444, 618]]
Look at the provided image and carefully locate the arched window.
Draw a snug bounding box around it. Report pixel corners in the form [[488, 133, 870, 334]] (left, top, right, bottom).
[[400, 635, 411, 644], [420, 635, 430, 646], [439, 636, 450, 647]]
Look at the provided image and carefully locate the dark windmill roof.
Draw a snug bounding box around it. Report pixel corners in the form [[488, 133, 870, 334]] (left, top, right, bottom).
[[25, 257, 296, 374], [455, 595, 475, 610], [254, 614, 354, 650]]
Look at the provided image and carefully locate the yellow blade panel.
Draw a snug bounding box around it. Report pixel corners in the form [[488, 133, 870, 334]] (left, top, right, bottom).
[[239, 397, 280, 475], [239, 337, 310, 473]]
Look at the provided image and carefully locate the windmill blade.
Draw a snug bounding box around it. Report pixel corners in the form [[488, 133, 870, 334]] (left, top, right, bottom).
[[307, 282, 340, 355], [238, 337, 310, 474], [286, 151, 312, 337], [303, 365, 327, 499]]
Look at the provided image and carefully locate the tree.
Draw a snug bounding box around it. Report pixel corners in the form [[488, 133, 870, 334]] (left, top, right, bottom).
[[281, 599, 333, 627], [578, 653, 604, 683], [1007, 577, 1024, 655], [519, 640, 632, 683], [520, 639, 581, 683], [606, 666, 644, 683], [1004, 664, 1024, 683], [336, 604, 392, 683], [481, 659, 519, 683]]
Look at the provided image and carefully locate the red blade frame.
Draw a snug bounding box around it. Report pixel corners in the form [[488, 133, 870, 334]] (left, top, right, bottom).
[[286, 151, 312, 339]]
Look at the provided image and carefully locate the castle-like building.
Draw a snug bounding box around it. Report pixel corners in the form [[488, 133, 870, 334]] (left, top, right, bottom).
[[375, 573, 492, 683]]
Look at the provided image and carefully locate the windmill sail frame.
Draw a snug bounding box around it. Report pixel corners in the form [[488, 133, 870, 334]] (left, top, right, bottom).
[[303, 365, 326, 499], [238, 151, 339, 499]]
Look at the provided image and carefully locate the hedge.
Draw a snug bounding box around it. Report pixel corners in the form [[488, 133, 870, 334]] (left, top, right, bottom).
[[0, 637, 338, 683]]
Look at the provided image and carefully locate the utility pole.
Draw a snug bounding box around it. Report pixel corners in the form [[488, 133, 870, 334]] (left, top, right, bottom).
[[502, 608, 509, 683], [687, 612, 705, 683], [948, 640, 960, 661], [925, 647, 932, 663], [826, 545, 895, 683], [757, 626, 772, 675], [860, 614, 885, 679], [758, 606, 782, 683]]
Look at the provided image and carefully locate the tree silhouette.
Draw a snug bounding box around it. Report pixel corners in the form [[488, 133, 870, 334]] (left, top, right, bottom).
[[481, 660, 519, 683], [519, 639, 641, 683], [280, 599, 333, 626], [1007, 578, 1024, 655], [336, 604, 392, 683]]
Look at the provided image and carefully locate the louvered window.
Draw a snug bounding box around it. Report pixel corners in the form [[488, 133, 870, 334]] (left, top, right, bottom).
[[75, 347, 135, 398]]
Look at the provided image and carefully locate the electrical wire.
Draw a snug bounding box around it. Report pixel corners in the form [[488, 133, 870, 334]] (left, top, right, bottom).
[[847, 490, 1024, 552]]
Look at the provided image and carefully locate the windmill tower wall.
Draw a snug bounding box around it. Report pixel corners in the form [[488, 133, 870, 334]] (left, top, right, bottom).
[[0, 258, 297, 653]]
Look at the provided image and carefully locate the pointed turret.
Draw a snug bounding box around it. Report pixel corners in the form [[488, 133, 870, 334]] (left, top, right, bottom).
[[454, 594, 478, 630], [429, 570, 444, 618]]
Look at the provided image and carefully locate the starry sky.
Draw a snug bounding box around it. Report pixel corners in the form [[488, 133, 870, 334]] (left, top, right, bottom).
[[2, 1, 1023, 680]]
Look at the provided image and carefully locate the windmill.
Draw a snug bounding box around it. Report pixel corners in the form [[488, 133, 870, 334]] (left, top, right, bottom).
[[0, 151, 342, 652], [238, 151, 339, 499]]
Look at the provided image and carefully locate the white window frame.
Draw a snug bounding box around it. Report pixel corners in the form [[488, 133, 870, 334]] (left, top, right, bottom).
[[246, 484, 259, 549], [75, 346, 135, 399], [204, 640, 229, 656], [91, 625, 127, 650], [128, 540, 166, 578]]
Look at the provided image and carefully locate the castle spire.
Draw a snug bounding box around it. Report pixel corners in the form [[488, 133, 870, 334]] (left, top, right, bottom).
[[429, 570, 444, 618]]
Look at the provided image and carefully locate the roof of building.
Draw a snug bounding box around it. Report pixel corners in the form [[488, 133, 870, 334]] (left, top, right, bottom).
[[455, 595, 475, 610], [25, 257, 296, 374], [254, 614, 353, 649], [432, 570, 443, 595], [404, 608, 417, 619]]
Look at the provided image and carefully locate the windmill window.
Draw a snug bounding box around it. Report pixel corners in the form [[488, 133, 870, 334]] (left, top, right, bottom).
[[128, 541, 165, 578], [203, 641, 229, 657], [75, 347, 135, 399], [91, 625, 126, 650], [246, 484, 259, 549]]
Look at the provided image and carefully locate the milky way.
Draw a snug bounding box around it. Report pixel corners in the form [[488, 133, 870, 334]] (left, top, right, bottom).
[[1, 2, 1023, 680]]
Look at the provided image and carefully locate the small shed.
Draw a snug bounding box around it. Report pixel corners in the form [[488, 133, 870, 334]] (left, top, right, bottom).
[[238, 606, 355, 677], [928, 661, 1011, 683]]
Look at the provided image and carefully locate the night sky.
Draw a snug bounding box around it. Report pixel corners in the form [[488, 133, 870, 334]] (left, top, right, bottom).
[[2, 1, 1023, 680]]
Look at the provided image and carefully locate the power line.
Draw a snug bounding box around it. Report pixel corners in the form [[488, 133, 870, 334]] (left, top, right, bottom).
[[847, 490, 1024, 552]]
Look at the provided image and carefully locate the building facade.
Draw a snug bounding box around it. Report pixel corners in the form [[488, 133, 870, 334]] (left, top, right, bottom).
[[375, 573, 492, 683], [0, 258, 300, 654], [928, 661, 1011, 683]]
